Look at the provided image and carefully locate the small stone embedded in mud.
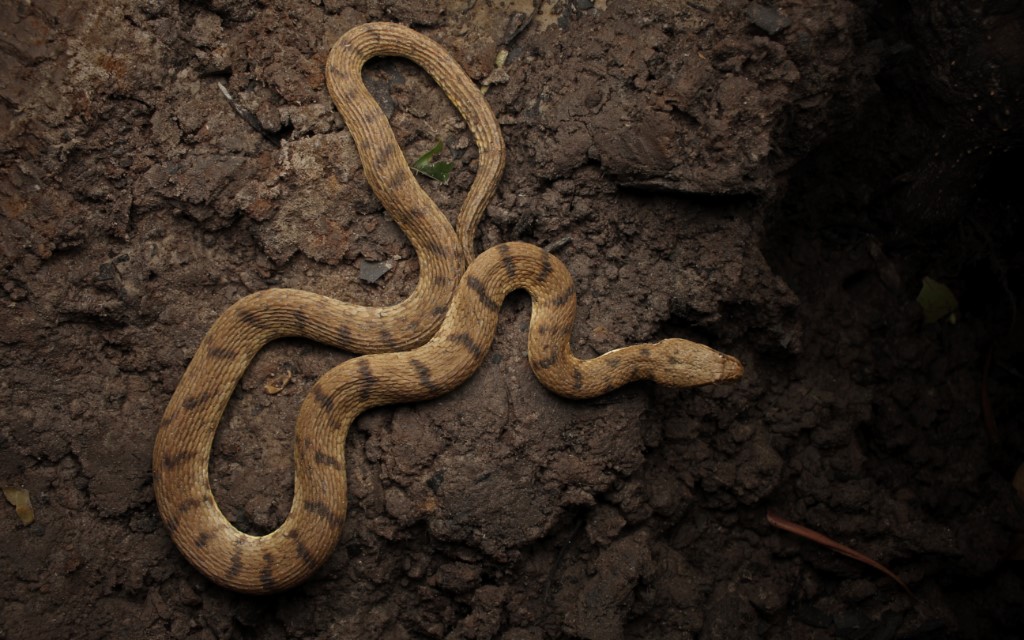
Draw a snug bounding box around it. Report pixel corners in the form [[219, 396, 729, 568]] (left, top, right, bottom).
[[263, 369, 292, 395], [747, 4, 792, 35], [358, 259, 394, 284]]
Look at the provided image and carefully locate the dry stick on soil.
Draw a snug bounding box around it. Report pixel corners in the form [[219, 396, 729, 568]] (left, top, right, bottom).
[[980, 346, 999, 441], [543, 236, 572, 254], [766, 509, 913, 596], [217, 83, 281, 148]]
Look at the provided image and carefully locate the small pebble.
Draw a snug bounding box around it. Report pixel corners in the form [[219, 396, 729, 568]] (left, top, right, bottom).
[[747, 3, 791, 35], [358, 259, 393, 284]]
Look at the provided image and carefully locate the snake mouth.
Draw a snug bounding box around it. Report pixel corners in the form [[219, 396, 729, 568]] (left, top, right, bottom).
[[719, 354, 744, 382]]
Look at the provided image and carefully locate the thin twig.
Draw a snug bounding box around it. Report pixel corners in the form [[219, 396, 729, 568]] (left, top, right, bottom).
[[218, 83, 281, 148], [766, 509, 913, 596], [543, 236, 572, 254]]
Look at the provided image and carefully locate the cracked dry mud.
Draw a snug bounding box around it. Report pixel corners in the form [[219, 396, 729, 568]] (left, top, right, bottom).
[[2, 1, 1022, 639]]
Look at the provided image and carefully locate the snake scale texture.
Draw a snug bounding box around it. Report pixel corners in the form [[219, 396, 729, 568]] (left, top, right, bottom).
[[153, 23, 743, 594]]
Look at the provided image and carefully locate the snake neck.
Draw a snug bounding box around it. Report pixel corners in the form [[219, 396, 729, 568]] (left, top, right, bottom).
[[308, 242, 742, 418], [326, 22, 505, 262]]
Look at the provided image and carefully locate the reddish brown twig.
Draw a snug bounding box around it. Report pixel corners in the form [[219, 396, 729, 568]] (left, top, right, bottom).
[[980, 345, 1000, 442], [766, 509, 912, 596]]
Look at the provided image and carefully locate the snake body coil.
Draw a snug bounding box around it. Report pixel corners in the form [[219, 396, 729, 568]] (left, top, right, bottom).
[[153, 23, 743, 594], [154, 21, 502, 593], [155, 243, 742, 593]]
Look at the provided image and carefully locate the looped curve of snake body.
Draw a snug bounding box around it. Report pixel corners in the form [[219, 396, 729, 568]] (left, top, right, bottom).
[[153, 24, 743, 594]]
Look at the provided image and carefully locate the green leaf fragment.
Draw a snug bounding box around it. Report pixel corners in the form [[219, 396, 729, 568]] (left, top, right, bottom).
[[411, 141, 453, 184], [917, 276, 958, 324]]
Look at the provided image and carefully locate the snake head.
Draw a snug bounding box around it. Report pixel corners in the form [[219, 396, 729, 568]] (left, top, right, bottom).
[[653, 338, 744, 388]]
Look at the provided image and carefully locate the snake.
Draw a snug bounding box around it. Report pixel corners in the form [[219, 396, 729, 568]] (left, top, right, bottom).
[[153, 24, 744, 595], [155, 242, 743, 593], [179, 22, 504, 362], [153, 21, 499, 589]]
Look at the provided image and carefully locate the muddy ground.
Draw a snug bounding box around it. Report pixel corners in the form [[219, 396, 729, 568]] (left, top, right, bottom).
[[2, 1, 1022, 638]]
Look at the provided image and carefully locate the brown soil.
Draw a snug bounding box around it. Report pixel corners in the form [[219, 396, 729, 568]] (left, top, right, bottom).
[[2, 1, 1022, 639]]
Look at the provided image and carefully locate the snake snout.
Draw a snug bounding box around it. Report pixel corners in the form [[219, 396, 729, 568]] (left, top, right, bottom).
[[718, 353, 744, 382], [655, 339, 744, 388]]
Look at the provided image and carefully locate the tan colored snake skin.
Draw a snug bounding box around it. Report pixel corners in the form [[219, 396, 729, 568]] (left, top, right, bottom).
[[154, 21, 502, 590], [174, 21, 505, 365], [156, 243, 743, 593], [153, 24, 743, 595]]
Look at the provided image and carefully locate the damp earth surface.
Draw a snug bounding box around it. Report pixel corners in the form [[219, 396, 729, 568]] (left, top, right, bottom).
[[2, 1, 1022, 638]]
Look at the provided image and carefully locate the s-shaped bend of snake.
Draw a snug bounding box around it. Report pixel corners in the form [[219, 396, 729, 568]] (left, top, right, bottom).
[[153, 23, 743, 595], [154, 22, 501, 589], [156, 242, 743, 594], [168, 22, 505, 369]]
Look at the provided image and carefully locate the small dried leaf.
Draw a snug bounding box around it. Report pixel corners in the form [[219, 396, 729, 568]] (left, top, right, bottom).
[[3, 487, 35, 525], [916, 276, 958, 324]]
